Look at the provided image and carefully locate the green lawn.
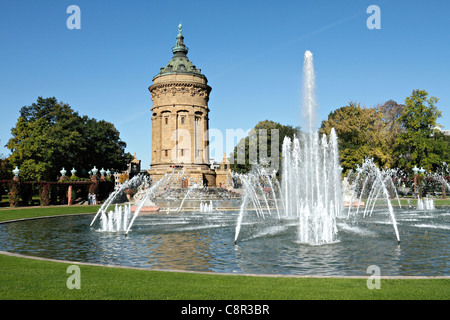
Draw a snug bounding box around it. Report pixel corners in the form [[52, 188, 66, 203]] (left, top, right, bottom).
[[0, 205, 449, 300], [395, 198, 450, 207], [1, 253, 448, 300], [0, 205, 100, 222]]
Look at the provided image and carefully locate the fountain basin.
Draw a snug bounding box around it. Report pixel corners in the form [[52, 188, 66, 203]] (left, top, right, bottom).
[[0, 207, 448, 276]]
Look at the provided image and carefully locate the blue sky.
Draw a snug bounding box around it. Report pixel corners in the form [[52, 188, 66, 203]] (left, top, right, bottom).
[[1, 0, 449, 170]]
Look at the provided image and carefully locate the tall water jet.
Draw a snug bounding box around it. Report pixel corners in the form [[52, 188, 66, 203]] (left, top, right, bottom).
[[302, 50, 317, 134], [281, 50, 343, 245]]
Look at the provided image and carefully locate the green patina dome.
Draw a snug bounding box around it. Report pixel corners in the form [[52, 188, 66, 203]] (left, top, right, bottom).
[[153, 24, 206, 80]]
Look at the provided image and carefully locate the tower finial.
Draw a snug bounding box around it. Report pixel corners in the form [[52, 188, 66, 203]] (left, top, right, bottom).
[[172, 22, 188, 55]]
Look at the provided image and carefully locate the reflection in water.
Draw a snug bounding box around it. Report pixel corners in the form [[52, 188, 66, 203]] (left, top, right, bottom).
[[0, 208, 448, 276]]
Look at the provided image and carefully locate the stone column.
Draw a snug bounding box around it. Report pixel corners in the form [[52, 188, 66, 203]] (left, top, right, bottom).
[[189, 113, 196, 164], [203, 114, 210, 164], [68, 185, 73, 205]]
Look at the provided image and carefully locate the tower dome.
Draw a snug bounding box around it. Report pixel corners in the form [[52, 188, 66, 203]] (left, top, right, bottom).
[[153, 23, 205, 80]]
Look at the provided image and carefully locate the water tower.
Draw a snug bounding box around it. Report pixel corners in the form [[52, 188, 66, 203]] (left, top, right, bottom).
[[147, 24, 216, 187]]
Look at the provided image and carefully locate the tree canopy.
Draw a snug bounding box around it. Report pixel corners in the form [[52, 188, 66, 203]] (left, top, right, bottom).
[[394, 89, 447, 171], [319, 101, 402, 172], [229, 120, 299, 174], [320, 89, 449, 174], [6, 97, 133, 181]]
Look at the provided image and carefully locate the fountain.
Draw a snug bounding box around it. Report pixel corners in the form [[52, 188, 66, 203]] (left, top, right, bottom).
[[200, 201, 214, 212], [125, 173, 174, 234], [234, 51, 344, 245], [414, 163, 450, 210], [282, 51, 344, 245], [98, 204, 132, 232], [90, 168, 242, 233], [345, 158, 401, 243], [232, 51, 406, 246], [90, 174, 144, 227], [233, 166, 281, 243], [417, 196, 435, 210], [177, 182, 200, 212], [91, 172, 171, 233], [280, 129, 343, 244], [90, 49, 404, 249]]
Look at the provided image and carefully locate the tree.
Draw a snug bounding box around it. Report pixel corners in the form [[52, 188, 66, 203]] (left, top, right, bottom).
[[319, 100, 405, 172], [372, 99, 404, 167], [0, 140, 13, 180], [7, 97, 132, 181], [394, 89, 445, 171], [79, 118, 131, 172], [229, 120, 299, 174], [7, 116, 54, 181]]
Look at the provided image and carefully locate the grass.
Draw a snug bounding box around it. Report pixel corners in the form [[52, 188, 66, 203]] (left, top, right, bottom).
[[395, 198, 450, 207], [0, 205, 449, 300], [0, 205, 100, 222], [1, 253, 448, 300]]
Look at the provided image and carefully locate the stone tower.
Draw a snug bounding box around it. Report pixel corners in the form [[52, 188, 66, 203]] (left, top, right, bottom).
[[148, 24, 216, 187]]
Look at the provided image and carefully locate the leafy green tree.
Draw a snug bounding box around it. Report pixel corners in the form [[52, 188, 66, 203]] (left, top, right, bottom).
[[0, 140, 13, 180], [229, 120, 299, 174], [80, 118, 131, 172], [8, 116, 54, 181], [7, 97, 132, 181], [372, 99, 404, 167], [320, 100, 404, 172], [320, 102, 376, 148], [394, 89, 445, 171]]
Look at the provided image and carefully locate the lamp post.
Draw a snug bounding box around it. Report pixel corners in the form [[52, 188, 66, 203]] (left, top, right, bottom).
[[91, 166, 98, 176], [71, 167, 77, 177]]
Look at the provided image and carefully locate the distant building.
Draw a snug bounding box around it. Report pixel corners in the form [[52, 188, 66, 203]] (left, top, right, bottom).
[[433, 126, 450, 136], [127, 153, 141, 179], [113, 153, 143, 190]]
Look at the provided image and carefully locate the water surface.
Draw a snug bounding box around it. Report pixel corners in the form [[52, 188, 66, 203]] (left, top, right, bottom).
[[0, 208, 448, 276]]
